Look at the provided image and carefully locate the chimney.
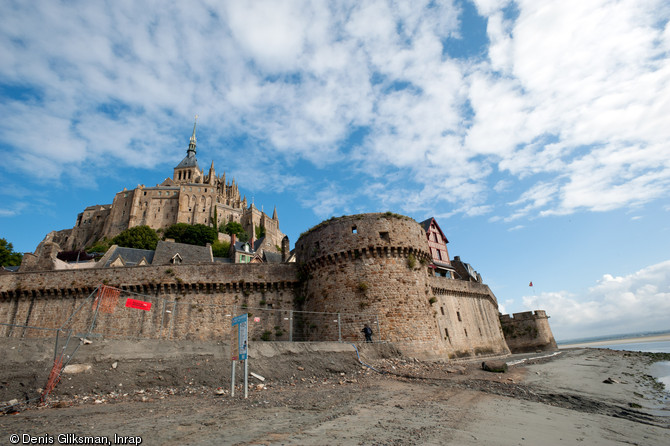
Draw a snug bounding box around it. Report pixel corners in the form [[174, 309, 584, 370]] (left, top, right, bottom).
[[281, 236, 290, 262], [229, 233, 236, 258]]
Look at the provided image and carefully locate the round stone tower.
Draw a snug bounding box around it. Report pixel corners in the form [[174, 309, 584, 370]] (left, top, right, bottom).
[[295, 212, 510, 360]]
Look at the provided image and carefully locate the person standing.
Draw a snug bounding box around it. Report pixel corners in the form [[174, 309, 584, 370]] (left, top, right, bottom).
[[362, 324, 373, 343]]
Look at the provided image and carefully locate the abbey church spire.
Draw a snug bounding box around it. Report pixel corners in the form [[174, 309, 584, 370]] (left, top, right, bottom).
[[187, 115, 197, 157], [174, 115, 201, 183]]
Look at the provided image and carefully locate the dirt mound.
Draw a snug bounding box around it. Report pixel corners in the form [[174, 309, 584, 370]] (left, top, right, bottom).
[[0, 338, 402, 406]]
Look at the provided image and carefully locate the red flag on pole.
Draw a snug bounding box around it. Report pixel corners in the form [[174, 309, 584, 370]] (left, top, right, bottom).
[[529, 281, 533, 287]]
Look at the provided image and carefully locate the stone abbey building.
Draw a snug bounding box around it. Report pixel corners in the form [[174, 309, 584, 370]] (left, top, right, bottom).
[[46, 120, 285, 252]]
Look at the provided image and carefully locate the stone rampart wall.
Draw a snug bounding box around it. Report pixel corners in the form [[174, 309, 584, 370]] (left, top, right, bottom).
[[0, 264, 299, 342], [499, 310, 558, 353], [3, 212, 549, 361], [295, 213, 510, 360], [429, 278, 509, 358]]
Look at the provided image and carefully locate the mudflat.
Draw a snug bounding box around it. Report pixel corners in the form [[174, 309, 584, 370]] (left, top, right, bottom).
[[1, 340, 668, 445]]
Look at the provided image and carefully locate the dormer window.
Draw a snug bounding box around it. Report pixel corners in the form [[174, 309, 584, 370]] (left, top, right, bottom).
[[170, 253, 183, 264]]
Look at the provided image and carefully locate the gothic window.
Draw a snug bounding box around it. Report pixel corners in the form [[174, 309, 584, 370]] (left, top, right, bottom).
[[352, 226, 357, 234]]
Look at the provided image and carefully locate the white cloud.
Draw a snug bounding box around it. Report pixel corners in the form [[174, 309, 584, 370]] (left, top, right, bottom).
[[522, 260, 670, 339], [300, 183, 352, 218], [0, 0, 669, 223]]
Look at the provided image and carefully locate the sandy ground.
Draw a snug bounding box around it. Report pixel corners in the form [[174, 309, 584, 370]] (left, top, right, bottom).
[[1, 340, 668, 445]]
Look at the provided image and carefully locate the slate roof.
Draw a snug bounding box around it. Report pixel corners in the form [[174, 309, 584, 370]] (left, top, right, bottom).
[[153, 240, 213, 265], [175, 152, 200, 169], [263, 252, 283, 263], [99, 246, 155, 268], [233, 241, 253, 253]]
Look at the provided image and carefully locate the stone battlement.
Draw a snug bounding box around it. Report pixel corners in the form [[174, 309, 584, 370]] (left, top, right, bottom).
[[499, 310, 548, 322], [499, 310, 557, 353]]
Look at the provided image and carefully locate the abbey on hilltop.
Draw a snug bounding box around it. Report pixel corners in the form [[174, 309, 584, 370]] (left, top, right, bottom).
[[43, 119, 285, 252]]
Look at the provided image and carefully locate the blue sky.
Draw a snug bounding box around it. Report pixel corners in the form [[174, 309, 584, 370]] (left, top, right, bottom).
[[1, 0, 669, 341]]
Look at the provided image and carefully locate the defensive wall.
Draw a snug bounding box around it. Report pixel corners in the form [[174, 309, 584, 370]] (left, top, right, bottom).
[[0, 263, 299, 342], [1, 212, 539, 361], [499, 310, 558, 353], [294, 213, 510, 360]]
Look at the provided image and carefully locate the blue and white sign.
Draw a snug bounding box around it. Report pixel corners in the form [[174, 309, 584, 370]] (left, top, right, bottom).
[[232, 313, 248, 361]]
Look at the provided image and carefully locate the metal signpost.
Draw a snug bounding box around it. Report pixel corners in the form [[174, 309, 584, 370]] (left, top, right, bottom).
[[231, 313, 249, 398]]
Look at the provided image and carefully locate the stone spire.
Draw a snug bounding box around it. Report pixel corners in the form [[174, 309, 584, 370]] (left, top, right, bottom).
[[272, 206, 278, 220], [208, 161, 215, 185], [187, 115, 198, 157]]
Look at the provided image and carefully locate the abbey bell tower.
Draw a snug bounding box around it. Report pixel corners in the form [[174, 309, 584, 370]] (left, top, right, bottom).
[[173, 117, 201, 184]]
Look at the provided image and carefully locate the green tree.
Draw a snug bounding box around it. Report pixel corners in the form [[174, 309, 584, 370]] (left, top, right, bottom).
[[211, 240, 231, 258], [0, 238, 23, 266], [112, 226, 159, 250], [255, 225, 266, 240], [164, 223, 217, 246], [221, 221, 244, 236], [221, 221, 249, 242], [164, 223, 191, 242], [86, 238, 112, 254]]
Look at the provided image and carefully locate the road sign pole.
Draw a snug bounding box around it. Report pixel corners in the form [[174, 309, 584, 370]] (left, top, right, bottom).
[[231, 313, 249, 398], [231, 360, 236, 397], [244, 359, 248, 399]]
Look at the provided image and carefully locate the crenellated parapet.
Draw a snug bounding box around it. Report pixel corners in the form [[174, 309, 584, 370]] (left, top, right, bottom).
[[499, 310, 557, 353], [296, 213, 430, 264]]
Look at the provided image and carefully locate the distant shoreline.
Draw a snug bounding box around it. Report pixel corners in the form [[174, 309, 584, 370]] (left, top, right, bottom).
[[559, 333, 670, 349]]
